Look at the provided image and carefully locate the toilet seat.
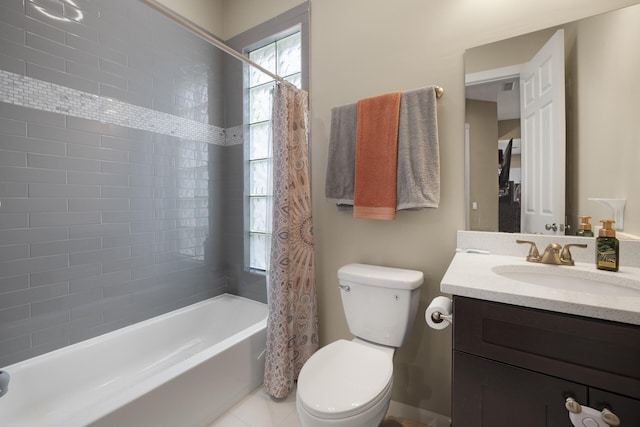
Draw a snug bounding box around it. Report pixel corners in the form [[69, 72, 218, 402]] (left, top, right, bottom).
[[297, 339, 393, 419]]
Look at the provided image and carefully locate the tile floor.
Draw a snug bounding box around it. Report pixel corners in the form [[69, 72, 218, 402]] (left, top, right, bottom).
[[208, 385, 301, 427], [207, 385, 435, 427]]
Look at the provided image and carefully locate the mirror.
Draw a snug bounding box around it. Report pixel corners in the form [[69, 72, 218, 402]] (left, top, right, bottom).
[[464, 4, 640, 238]]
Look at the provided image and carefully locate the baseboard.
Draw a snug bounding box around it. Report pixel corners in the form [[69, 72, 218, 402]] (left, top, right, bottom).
[[387, 401, 451, 427]]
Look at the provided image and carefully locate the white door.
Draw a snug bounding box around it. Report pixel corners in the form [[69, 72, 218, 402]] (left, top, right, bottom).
[[520, 30, 566, 235]]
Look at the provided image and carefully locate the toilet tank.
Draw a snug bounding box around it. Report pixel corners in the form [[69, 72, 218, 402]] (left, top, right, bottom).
[[338, 263, 423, 347]]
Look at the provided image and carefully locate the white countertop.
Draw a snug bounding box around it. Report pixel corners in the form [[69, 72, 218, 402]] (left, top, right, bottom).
[[441, 252, 640, 326]]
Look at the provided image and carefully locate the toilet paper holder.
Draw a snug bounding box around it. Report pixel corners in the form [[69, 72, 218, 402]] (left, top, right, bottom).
[[426, 296, 453, 330], [431, 311, 453, 324]]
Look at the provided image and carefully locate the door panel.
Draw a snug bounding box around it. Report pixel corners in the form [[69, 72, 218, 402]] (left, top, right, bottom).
[[453, 352, 584, 426], [520, 29, 566, 234]]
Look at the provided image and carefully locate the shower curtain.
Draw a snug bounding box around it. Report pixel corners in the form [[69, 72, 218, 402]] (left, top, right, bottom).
[[264, 82, 318, 399]]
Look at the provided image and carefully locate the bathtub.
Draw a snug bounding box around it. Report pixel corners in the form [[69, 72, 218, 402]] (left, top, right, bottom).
[[0, 294, 268, 427]]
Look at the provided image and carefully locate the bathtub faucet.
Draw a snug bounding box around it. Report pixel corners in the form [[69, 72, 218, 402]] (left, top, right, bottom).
[[0, 370, 9, 398]]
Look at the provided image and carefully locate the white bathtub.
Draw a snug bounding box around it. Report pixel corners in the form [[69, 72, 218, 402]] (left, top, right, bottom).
[[0, 294, 268, 427]]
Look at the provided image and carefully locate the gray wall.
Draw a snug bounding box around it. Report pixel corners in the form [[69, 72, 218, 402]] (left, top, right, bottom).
[[0, 0, 242, 366]]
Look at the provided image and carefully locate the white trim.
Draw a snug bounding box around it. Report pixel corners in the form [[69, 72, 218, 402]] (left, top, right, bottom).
[[465, 63, 524, 86], [464, 123, 471, 231], [387, 400, 451, 427]]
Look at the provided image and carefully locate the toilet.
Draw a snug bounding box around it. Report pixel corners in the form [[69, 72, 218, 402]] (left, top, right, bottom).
[[296, 263, 423, 427]]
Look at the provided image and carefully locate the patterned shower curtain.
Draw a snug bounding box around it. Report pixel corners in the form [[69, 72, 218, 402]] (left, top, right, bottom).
[[263, 82, 318, 399]]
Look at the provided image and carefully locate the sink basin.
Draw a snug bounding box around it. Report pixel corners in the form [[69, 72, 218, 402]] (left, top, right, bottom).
[[492, 265, 640, 297]]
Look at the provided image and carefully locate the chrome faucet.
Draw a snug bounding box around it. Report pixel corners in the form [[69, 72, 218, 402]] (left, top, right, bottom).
[[516, 240, 587, 266]]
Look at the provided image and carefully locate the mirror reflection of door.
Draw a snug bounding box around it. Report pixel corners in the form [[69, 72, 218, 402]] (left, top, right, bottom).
[[465, 29, 566, 235], [520, 29, 566, 235]]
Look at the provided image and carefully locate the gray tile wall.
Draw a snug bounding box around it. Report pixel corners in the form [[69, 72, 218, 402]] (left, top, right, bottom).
[[0, 0, 241, 366]]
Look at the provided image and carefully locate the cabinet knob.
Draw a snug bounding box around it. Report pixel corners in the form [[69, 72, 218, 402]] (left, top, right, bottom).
[[566, 399, 622, 427], [601, 408, 620, 426], [565, 397, 582, 414], [564, 397, 582, 414]]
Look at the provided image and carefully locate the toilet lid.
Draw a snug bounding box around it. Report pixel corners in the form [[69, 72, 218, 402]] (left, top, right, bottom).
[[297, 339, 393, 418]]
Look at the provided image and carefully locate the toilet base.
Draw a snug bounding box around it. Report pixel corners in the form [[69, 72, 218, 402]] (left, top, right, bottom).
[[296, 384, 392, 427], [297, 399, 390, 427]]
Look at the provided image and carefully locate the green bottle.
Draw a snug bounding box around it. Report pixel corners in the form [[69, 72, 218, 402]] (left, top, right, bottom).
[[596, 219, 619, 272], [576, 215, 594, 237]]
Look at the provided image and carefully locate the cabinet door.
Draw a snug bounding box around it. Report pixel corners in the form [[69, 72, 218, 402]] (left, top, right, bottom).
[[453, 351, 586, 427], [589, 388, 640, 426], [453, 297, 640, 400]]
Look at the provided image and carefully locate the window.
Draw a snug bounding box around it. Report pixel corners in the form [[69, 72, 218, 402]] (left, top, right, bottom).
[[246, 30, 302, 272]]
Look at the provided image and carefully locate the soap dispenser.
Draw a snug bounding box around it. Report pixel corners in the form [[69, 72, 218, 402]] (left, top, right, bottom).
[[596, 219, 619, 272], [576, 216, 594, 237]]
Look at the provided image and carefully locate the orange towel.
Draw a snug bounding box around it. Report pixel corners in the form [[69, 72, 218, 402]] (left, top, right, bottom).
[[353, 92, 402, 220]]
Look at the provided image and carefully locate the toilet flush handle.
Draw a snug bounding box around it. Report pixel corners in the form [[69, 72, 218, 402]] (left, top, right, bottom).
[[338, 284, 350, 292]]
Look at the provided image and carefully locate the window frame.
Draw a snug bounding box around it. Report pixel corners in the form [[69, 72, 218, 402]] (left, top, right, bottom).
[[244, 28, 303, 273], [225, 3, 309, 275]]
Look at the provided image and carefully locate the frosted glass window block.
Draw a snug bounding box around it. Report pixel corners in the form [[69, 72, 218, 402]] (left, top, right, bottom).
[[285, 73, 302, 89], [250, 122, 271, 160], [249, 67, 274, 88], [277, 33, 301, 77], [250, 197, 268, 233], [249, 160, 269, 196], [245, 30, 301, 273], [250, 233, 267, 271], [249, 44, 276, 86], [249, 83, 274, 123]]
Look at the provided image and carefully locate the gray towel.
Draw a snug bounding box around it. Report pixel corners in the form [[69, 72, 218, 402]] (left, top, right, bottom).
[[397, 86, 440, 210], [325, 103, 357, 205]]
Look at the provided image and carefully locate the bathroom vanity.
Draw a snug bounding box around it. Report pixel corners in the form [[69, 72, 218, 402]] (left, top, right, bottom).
[[441, 232, 640, 427], [452, 297, 640, 426]]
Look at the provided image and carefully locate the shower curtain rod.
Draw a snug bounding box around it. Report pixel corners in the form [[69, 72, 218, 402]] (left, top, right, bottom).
[[138, 0, 286, 84]]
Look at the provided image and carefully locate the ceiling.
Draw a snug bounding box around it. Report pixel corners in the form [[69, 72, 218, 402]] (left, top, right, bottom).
[[466, 77, 520, 120]]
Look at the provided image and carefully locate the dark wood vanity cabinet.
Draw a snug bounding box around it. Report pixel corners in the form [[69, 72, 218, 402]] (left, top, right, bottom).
[[452, 297, 640, 426]]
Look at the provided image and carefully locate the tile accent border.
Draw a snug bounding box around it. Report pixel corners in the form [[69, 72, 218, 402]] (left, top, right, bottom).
[[0, 69, 230, 145], [225, 125, 245, 146]]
